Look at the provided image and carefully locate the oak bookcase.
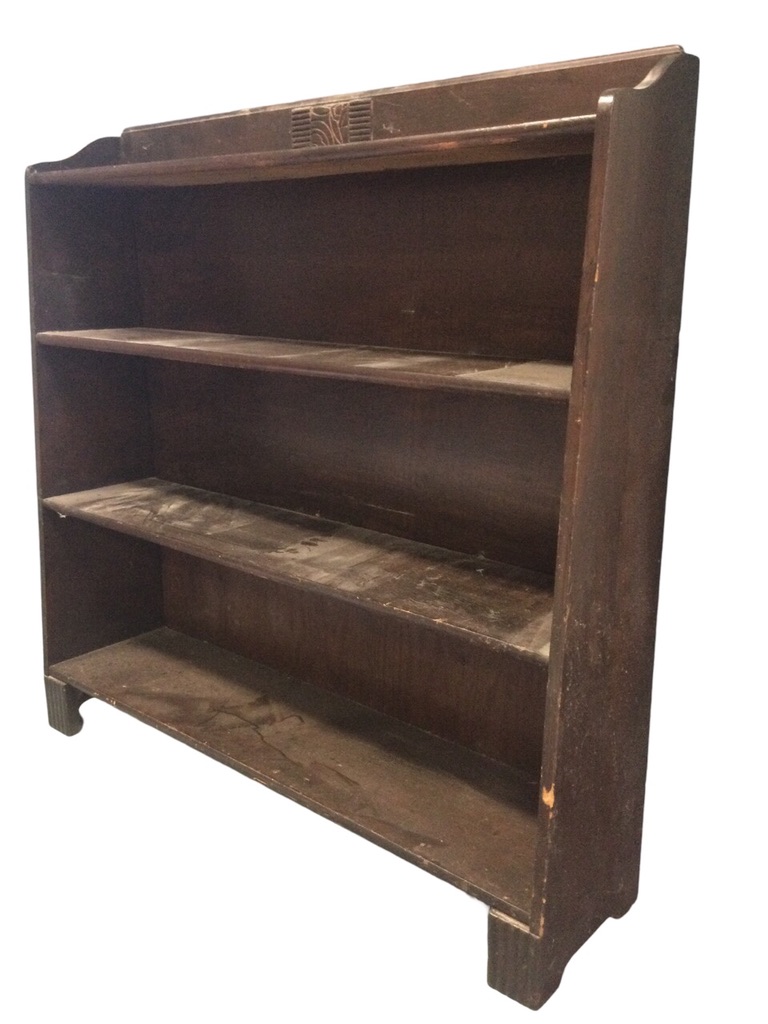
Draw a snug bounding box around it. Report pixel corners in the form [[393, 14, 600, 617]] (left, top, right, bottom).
[[26, 46, 698, 1008]]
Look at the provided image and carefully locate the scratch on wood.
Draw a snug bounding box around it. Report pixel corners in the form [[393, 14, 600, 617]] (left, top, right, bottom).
[[365, 502, 415, 518], [542, 784, 555, 809]]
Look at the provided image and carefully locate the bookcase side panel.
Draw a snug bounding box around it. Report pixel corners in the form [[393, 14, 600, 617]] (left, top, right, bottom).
[[530, 52, 699, 958]]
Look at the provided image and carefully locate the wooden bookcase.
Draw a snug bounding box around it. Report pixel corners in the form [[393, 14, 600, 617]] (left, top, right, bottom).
[[26, 46, 698, 1008]]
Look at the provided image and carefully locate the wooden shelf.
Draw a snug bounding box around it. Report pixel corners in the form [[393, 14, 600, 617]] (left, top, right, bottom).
[[26, 117, 595, 187], [38, 328, 572, 400], [48, 627, 539, 918], [43, 478, 554, 661]]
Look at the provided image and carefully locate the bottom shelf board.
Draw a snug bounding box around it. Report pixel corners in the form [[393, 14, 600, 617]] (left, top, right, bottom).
[[49, 628, 539, 920]]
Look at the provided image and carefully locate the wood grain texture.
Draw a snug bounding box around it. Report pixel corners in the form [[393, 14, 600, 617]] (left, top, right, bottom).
[[44, 676, 90, 736], [115, 48, 674, 162], [163, 551, 548, 771], [523, 51, 699, 982], [38, 328, 572, 400], [43, 478, 554, 660], [49, 628, 539, 918], [26, 49, 679, 179], [487, 909, 570, 1010], [40, 510, 163, 665], [133, 161, 590, 362], [35, 347, 154, 497], [27, 118, 595, 186], [26, 45, 698, 1010], [25, 185, 141, 334], [148, 363, 567, 572]]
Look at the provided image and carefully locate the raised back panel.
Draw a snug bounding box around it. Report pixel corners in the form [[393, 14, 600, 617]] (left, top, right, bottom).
[[119, 48, 676, 162]]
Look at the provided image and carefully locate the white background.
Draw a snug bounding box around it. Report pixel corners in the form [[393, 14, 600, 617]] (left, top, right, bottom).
[[1, 4, 764, 1021]]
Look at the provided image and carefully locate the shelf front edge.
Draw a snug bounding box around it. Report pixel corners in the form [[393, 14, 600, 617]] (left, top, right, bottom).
[[26, 117, 595, 187], [37, 328, 573, 401]]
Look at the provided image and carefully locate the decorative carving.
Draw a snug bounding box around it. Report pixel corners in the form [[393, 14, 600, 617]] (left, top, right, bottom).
[[291, 99, 372, 148]]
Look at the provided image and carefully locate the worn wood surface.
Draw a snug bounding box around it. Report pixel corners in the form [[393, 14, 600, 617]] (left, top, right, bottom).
[[36, 347, 154, 497], [26, 49, 679, 184], [41, 510, 163, 665], [25, 185, 141, 334], [149, 364, 567, 572], [116, 47, 674, 162], [27, 119, 595, 187], [163, 551, 548, 770], [38, 328, 572, 400], [44, 676, 90, 736], [491, 50, 699, 1007], [49, 627, 539, 917], [27, 45, 698, 1010], [44, 478, 554, 660], [133, 161, 590, 361]]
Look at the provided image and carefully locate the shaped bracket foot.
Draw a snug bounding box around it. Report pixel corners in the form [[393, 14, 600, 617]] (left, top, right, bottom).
[[487, 909, 566, 1010], [44, 676, 90, 736]]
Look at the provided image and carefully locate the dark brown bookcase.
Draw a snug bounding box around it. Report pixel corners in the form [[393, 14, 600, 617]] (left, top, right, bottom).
[[26, 45, 697, 1008]]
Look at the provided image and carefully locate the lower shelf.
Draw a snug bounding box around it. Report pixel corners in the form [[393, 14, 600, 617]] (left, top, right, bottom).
[[49, 627, 539, 921]]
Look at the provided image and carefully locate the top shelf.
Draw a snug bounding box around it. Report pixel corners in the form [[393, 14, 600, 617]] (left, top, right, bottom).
[[37, 328, 572, 400], [26, 117, 596, 188]]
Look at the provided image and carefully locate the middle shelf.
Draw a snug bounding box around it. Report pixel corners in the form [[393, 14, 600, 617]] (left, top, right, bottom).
[[43, 477, 554, 661], [37, 328, 572, 400]]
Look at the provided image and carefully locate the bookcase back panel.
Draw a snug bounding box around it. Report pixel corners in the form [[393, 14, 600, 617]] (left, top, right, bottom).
[[41, 511, 163, 665], [135, 157, 591, 361], [27, 186, 141, 334], [150, 362, 567, 572], [36, 347, 154, 497], [163, 551, 547, 771]]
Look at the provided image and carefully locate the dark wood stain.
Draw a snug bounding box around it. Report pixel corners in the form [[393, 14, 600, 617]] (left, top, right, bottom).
[[48, 628, 539, 917], [36, 347, 154, 497], [134, 161, 591, 362], [163, 551, 547, 770], [148, 363, 567, 573], [113, 48, 672, 162], [43, 478, 554, 659], [40, 510, 163, 664], [27, 46, 698, 1010], [38, 327, 572, 400], [520, 51, 700, 1002], [28, 118, 596, 186]]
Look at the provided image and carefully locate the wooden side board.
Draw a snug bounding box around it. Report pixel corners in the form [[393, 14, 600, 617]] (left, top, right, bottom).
[[487, 51, 699, 1007]]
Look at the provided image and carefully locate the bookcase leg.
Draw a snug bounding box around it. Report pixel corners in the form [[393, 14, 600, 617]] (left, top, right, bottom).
[[487, 909, 565, 1010], [44, 676, 90, 736]]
